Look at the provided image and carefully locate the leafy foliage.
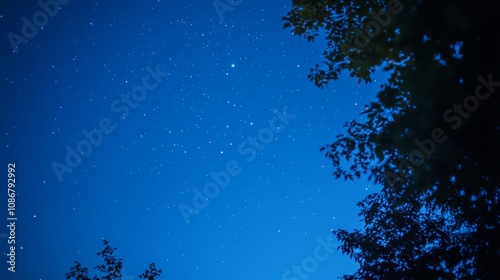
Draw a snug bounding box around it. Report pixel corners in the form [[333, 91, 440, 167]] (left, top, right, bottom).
[[285, 0, 500, 278], [333, 187, 489, 279], [65, 240, 162, 280], [138, 263, 162, 280]]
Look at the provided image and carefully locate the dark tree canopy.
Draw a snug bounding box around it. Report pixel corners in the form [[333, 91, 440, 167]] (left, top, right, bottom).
[[284, 0, 499, 279], [65, 240, 162, 280], [334, 190, 471, 279]]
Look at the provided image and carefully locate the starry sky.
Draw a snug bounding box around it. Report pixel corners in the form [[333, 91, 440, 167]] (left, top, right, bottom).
[[1, 1, 387, 279]]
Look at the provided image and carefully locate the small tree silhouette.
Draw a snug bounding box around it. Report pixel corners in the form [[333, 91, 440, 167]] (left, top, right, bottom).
[[138, 263, 162, 280], [65, 240, 162, 280]]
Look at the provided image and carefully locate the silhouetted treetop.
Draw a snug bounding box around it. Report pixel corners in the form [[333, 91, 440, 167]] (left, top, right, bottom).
[[65, 240, 162, 280]]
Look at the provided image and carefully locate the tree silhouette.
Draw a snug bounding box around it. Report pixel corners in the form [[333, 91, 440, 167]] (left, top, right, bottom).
[[284, 0, 499, 278], [333, 188, 478, 279], [65, 240, 162, 280]]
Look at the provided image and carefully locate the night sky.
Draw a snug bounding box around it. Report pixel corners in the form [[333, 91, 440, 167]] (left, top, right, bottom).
[[1, 1, 386, 279]]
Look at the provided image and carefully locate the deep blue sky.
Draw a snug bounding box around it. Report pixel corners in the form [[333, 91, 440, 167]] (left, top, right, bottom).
[[1, 1, 386, 279]]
